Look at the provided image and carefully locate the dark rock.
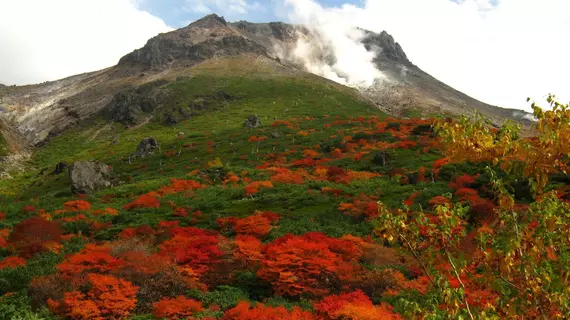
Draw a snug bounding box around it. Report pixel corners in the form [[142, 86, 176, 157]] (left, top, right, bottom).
[[51, 162, 68, 175], [372, 151, 387, 166], [104, 80, 168, 126], [244, 115, 261, 129], [165, 114, 178, 125], [68, 161, 112, 194], [362, 30, 408, 63], [135, 137, 159, 157]]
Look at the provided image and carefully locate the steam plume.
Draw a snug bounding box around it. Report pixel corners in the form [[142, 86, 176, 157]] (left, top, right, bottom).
[[280, 0, 385, 88]]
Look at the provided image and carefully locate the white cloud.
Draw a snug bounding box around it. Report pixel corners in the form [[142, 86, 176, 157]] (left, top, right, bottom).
[[0, 0, 172, 85], [282, 0, 570, 111], [184, 0, 260, 16]]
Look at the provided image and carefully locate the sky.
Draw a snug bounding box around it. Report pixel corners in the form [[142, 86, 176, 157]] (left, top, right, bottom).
[[0, 0, 568, 111]]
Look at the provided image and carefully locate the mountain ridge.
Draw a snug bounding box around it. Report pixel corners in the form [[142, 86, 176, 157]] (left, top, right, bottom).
[[0, 13, 531, 151]]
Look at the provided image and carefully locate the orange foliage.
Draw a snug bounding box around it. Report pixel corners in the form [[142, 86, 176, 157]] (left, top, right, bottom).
[[314, 290, 401, 320], [57, 244, 123, 278], [339, 194, 379, 219], [63, 200, 92, 212], [403, 191, 421, 207], [122, 194, 160, 210], [92, 208, 119, 216], [257, 233, 362, 297], [234, 214, 276, 238], [233, 235, 263, 269], [0, 235, 7, 249], [248, 136, 268, 142], [157, 178, 205, 196], [173, 207, 189, 217], [272, 120, 293, 127], [244, 181, 274, 195], [432, 157, 450, 176], [8, 217, 62, 258], [223, 301, 316, 320], [159, 227, 223, 275], [429, 196, 451, 207], [0, 256, 26, 269], [152, 296, 204, 320], [49, 273, 138, 320]]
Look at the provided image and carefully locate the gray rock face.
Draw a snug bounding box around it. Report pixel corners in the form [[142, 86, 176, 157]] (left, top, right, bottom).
[[243, 115, 261, 129], [362, 30, 408, 63], [118, 14, 268, 70], [105, 80, 168, 126], [68, 161, 112, 194], [135, 137, 159, 157]]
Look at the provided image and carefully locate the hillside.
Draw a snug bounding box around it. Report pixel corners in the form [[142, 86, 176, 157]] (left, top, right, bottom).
[[1, 13, 568, 320]]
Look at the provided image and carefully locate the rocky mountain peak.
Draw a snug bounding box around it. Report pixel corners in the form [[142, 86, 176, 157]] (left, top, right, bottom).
[[186, 13, 228, 29], [362, 30, 408, 63]]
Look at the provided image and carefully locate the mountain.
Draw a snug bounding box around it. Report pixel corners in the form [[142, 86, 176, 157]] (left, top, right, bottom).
[[0, 14, 563, 320], [0, 14, 530, 151]]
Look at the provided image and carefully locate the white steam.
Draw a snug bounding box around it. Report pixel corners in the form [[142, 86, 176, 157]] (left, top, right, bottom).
[[280, 0, 385, 88], [512, 111, 537, 122]]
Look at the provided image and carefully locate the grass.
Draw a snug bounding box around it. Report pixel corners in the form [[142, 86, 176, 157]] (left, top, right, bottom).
[[0, 69, 475, 319]]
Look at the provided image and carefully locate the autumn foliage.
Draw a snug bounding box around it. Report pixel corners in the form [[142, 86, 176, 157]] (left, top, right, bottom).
[[257, 232, 362, 297], [152, 296, 204, 319]]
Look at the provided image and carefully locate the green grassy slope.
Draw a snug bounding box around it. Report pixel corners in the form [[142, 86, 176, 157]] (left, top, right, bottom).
[[0, 64, 461, 319]]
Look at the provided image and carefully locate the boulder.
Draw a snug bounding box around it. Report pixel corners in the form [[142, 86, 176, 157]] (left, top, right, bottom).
[[135, 137, 159, 157], [243, 115, 261, 129], [68, 161, 112, 194]]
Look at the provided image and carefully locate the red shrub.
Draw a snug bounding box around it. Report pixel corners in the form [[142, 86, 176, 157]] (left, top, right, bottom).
[[63, 200, 92, 212], [157, 178, 205, 196], [173, 207, 189, 217], [122, 194, 160, 210], [0, 212, 5, 220], [48, 273, 138, 320], [233, 235, 263, 269], [314, 290, 402, 320], [223, 301, 316, 320], [227, 213, 280, 238], [244, 181, 274, 196], [339, 194, 379, 219], [257, 233, 362, 297], [0, 235, 7, 249], [153, 296, 204, 319], [119, 225, 155, 240], [57, 244, 123, 278], [8, 217, 62, 258], [428, 196, 451, 207], [0, 256, 26, 269], [449, 174, 479, 190], [92, 208, 119, 216], [270, 169, 308, 184], [159, 227, 223, 275], [403, 191, 421, 207]]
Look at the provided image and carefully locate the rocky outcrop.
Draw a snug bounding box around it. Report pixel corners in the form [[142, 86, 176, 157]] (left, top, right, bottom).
[[104, 80, 168, 126], [135, 137, 159, 157], [118, 14, 269, 70], [68, 161, 112, 194], [243, 115, 261, 129], [362, 30, 409, 63]]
